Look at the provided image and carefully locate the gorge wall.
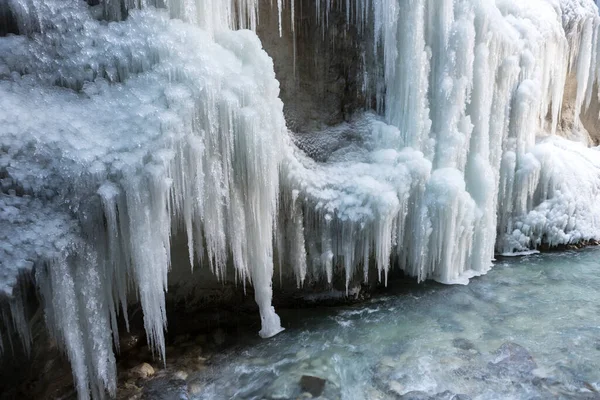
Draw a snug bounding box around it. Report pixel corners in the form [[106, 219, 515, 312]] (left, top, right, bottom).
[[1, 0, 600, 398]]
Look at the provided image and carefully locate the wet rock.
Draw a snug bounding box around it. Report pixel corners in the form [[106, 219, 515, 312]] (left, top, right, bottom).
[[300, 375, 326, 397], [141, 377, 188, 400], [118, 381, 143, 400], [130, 363, 155, 379], [174, 346, 206, 371], [452, 338, 476, 351], [120, 331, 143, 354], [490, 342, 537, 375], [533, 376, 600, 400]]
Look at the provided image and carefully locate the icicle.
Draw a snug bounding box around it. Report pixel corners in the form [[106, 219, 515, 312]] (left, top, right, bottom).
[[277, 0, 283, 36]]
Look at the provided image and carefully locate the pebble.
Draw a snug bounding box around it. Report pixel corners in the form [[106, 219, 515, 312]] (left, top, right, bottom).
[[130, 363, 155, 379]]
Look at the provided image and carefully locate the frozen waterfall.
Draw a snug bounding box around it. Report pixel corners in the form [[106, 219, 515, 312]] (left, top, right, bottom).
[[1, 0, 600, 398]]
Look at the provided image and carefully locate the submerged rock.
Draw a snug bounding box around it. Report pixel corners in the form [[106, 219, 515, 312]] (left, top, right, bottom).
[[141, 377, 188, 400], [490, 342, 537, 374], [388, 380, 404, 396], [400, 391, 471, 400], [399, 391, 431, 400], [451, 338, 477, 352]]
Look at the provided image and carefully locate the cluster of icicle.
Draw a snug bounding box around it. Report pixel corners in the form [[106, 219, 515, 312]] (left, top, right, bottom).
[[284, 0, 600, 283], [1, 0, 286, 397], [0, 0, 599, 399]]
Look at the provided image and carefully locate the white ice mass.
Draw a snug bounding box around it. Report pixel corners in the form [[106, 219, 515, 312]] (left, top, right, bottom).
[[1, 0, 600, 398]]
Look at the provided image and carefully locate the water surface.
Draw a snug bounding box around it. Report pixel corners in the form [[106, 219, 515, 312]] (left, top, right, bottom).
[[192, 248, 600, 399]]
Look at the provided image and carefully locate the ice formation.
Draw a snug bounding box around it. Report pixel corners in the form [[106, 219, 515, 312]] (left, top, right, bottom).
[[1, 0, 287, 396], [0, 0, 599, 398]]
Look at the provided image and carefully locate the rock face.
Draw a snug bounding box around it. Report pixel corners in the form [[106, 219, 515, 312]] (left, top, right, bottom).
[[557, 72, 600, 145], [579, 84, 600, 145], [257, 0, 372, 134]]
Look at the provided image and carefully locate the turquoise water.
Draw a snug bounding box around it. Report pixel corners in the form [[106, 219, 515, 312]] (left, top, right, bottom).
[[192, 248, 600, 399]]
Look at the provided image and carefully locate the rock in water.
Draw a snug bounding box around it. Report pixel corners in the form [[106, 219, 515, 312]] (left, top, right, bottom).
[[399, 391, 431, 400], [400, 391, 471, 400], [141, 377, 189, 400], [130, 363, 155, 380], [489, 342, 537, 375], [300, 375, 326, 397], [452, 338, 477, 352]]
